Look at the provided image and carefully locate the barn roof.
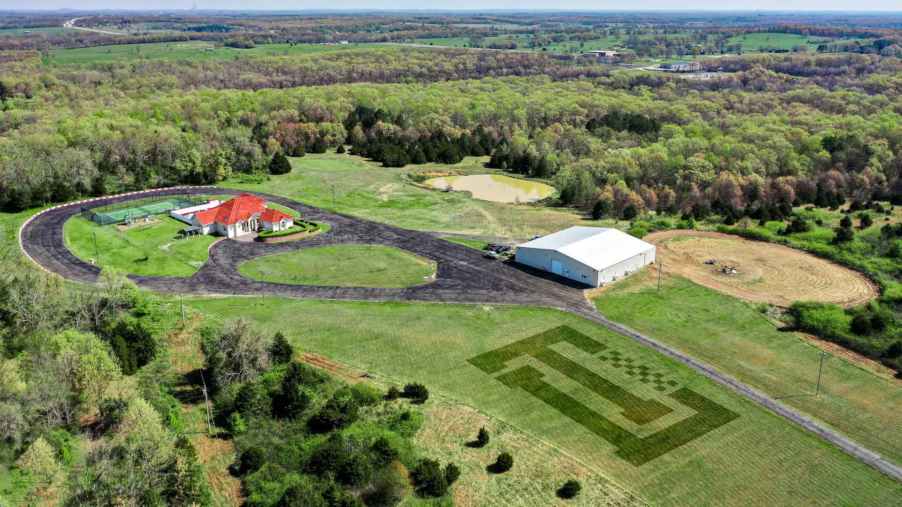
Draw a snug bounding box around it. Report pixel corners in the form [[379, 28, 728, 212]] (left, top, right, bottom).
[[517, 226, 654, 271]]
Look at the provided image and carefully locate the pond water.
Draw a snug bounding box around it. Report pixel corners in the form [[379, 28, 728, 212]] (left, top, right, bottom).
[[424, 174, 555, 203]]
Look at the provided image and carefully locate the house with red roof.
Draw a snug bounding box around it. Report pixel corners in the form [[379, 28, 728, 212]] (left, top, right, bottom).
[[170, 194, 294, 238]]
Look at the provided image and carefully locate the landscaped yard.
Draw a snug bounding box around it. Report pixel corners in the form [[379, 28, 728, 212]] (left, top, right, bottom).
[[186, 296, 902, 506], [595, 274, 902, 466], [63, 215, 216, 277], [238, 244, 436, 288]]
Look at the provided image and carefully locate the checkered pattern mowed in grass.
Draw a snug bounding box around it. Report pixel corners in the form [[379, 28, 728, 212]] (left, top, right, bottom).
[[469, 326, 739, 466]]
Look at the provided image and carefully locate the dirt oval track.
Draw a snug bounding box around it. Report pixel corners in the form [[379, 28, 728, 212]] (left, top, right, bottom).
[[645, 230, 878, 308]]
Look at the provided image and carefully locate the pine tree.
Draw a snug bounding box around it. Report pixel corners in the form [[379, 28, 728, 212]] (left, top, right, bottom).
[[269, 153, 292, 175]]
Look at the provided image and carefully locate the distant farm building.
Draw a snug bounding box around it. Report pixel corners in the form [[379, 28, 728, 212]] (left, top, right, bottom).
[[515, 226, 655, 287], [661, 61, 702, 72], [171, 194, 294, 238]]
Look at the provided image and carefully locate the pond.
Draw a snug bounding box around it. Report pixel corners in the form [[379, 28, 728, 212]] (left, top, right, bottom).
[[424, 174, 555, 203]]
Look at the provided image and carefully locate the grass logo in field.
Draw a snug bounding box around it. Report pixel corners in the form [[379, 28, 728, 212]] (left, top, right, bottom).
[[468, 326, 739, 466]]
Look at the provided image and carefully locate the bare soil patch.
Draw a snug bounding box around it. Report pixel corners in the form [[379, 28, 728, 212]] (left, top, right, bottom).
[[645, 230, 877, 308]]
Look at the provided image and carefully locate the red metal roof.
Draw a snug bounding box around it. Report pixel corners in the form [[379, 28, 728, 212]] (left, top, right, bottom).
[[194, 194, 266, 226], [260, 208, 293, 223]]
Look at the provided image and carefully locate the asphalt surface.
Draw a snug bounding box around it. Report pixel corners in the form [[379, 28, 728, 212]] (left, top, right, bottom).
[[19, 186, 902, 483]]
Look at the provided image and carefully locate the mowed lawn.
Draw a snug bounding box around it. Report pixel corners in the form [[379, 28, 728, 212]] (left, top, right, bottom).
[[238, 244, 436, 288], [47, 41, 381, 65], [595, 275, 902, 466], [187, 297, 902, 506], [64, 215, 216, 277], [225, 152, 616, 240]]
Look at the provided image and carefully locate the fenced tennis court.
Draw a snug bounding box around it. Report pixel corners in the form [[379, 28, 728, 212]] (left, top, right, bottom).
[[85, 196, 204, 225]]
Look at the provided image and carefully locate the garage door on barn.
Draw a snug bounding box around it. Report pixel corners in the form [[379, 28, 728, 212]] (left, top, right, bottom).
[[515, 226, 656, 287]]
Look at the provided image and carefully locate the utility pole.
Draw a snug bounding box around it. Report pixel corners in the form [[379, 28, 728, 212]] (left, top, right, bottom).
[[179, 294, 186, 324], [331, 183, 337, 209], [93, 231, 99, 262], [657, 262, 662, 292], [815, 351, 829, 397], [200, 371, 213, 434]]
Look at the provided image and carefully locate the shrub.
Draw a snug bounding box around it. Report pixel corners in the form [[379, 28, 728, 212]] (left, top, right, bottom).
[[444, 463, 460, 485], [384, 386, 401, 400], [840, 215, 853, 228], [370, 437, 398, 466], [401, 383, 429, 404], [350, 383, 382, 406], [336, 145, 346, 154], [229, 412, 247, 435], [235, 447, 264, 476], [790, 302, 851, 340], [884, 341, 902, 359], [269, 153, 292, 175], [557, 480, 582, 499], [475, 427, 489, 447], [858, 212, 873, 228], [234, 381, 271, 415], [308, 389, 359, 433], [272, 363, 312, 419], [850, 314, 873, 335], [489, 452, 513, 473], [832, 226, 854, 243], [411, 459, 450, 497], [269, 332, 293, 364]]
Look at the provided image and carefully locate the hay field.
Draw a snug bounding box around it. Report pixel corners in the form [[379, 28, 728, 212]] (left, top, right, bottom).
[[645, 230, 877, 307]]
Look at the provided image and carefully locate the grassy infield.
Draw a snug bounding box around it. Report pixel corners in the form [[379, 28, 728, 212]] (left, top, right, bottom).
[[30, 153, 902, 504]]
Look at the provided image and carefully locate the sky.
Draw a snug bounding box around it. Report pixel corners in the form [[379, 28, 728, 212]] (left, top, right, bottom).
[[9, 1, 902, 11]]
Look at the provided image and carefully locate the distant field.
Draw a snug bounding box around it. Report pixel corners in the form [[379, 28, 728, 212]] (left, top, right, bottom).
[[596, 274, 902, 466], [63, 215, 215, 277], [726, 32, 864, 52], [46, 41, 379, 65], [238, 244, 436, 288], [0, 26, 68, 37], [188, 297, 902, 506]]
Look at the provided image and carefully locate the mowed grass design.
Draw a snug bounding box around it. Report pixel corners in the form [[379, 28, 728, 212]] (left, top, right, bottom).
[[186, 297, 902, 506], [238, 244, 436, 288], [471, 326, 738, 465], [64, 215, 216, 277], [596, 275, 902, 466]]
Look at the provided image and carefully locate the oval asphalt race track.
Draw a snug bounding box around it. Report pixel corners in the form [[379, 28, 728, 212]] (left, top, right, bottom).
[[18, 186, 902, 483]]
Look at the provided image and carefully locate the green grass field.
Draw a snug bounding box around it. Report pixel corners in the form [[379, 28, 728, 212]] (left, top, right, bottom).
[[725, 32, 864, 52], [595, 275, 902, 466], [64, 215, 216, 277], [238, 244, 436, 288], [224, 152, 616, 240], [46, 41, 380, 65], [186, 297, 902, 506]]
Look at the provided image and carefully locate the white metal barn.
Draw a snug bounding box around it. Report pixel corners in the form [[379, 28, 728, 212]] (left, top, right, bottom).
[[515, 226, 655, 287]]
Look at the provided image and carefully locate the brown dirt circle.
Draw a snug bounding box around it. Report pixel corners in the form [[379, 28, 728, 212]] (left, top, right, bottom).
[[645, 230, 878, 308]]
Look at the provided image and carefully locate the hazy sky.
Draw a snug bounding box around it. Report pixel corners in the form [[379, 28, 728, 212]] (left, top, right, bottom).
[[11, 1, 902, 11]]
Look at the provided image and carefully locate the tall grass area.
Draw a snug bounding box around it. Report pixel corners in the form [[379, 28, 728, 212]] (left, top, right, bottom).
[[186, 297, 902, 506], [595, 275, 902, 466]]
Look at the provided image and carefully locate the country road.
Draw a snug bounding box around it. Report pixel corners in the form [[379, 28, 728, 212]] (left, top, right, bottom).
[[19, 186, 902, 484], [63, 17, 123, 36]]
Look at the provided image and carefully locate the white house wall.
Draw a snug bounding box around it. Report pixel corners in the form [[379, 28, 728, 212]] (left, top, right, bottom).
[[595, 247, 655, 285]]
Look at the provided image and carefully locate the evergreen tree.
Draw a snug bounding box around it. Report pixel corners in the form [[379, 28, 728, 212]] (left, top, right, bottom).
[[269, 332, 293, 364], [269, 153, 292, 175]]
